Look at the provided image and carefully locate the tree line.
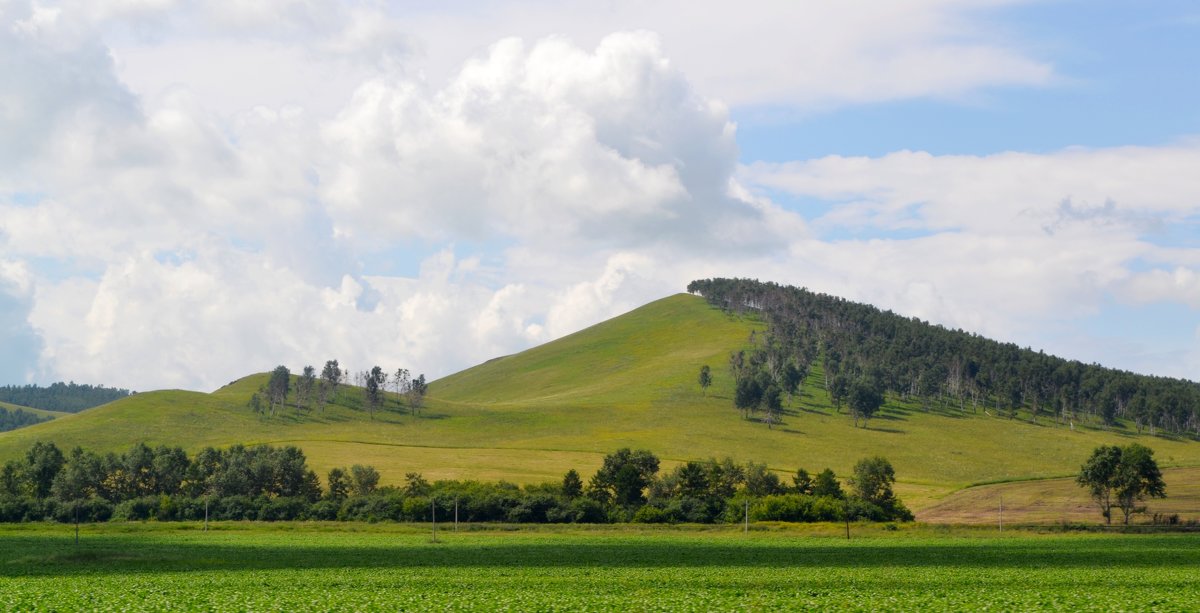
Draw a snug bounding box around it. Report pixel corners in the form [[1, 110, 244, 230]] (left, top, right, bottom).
[[0, 442, 910, 525], [250, 360, 428, 419], [0, 382, 131, 413], [0, 406, 52, 433], [688, 278, 1200, 436]]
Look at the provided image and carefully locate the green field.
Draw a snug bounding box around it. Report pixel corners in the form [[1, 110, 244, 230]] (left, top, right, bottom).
[[2, 293, 1199, 518], [1, 523, 1197, 611]]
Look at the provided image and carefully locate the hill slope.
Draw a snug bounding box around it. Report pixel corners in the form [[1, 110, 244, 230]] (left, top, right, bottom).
[[1, 293, 1198, 517]]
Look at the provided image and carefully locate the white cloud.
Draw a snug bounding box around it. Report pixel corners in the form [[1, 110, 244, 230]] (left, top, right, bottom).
[[2, 0, 1198, 392], [392, 0, 1052, 109]]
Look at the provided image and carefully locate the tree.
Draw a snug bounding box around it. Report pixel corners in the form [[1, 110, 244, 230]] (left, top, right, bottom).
[[393, 368, 410, 409], [366, 365, 386, 418], [734, 377, 762, 420], [812, 468, 843, 499], [591, 448, 660, 507], [349, 465, 380, 496], [25, 441, 64, 499], [698, 365, 713, 397], [829, 374, 849, 413], [267, 365, 291, 416], [404, 472, 431, 497], [327, 468, 351, 500], [1077, 445, 1122, 524], [743, 462, 785, 496], [762, 384, 783, 429], [848, 379, 884, 428], [318, 360, 342, 413], [406, 374, 428, 416], [561, 469, 583, 499], [1112, 443, 1166, 525], [781, 362, 804, 403], [851, 456, 898, 508], [793, 468, 813, 495], [296, 365, 316, 413]]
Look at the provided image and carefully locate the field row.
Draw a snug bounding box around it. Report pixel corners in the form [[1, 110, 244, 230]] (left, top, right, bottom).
[[2, 523, 1198, 610]]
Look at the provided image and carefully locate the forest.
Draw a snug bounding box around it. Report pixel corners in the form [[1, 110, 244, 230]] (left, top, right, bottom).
[[0, 382, 131, 413], [0, 407, 51, 433], [688, 278, 1200, 436], [0, 442, 910, 525]]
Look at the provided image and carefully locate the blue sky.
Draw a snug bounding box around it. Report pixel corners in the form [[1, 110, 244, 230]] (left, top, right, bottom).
[[0, 0, 1197, 390]]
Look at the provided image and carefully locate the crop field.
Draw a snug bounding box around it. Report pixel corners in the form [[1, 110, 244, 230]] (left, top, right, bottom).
[[1, 523, 1198, 611]]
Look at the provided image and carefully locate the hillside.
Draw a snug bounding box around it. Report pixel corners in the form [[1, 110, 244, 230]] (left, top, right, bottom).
[[1, 292, 1198, 518]]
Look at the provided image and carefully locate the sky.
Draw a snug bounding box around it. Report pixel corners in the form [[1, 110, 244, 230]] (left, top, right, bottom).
[[1, 0, 1198, 392]]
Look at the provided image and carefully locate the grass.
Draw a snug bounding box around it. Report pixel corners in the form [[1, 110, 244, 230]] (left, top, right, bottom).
[[1, 522, 1198, 610], [920, 466, 1200, 525], [1, 293, 1199, 519]]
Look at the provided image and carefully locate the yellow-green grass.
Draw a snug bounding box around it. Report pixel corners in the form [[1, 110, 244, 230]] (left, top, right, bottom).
[[0, 401, 69, 420], [918, 466, 1200, 524], [1, 293, 1199, 517]]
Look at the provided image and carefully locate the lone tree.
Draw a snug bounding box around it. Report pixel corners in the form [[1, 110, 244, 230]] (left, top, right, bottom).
[[698, 365, 712, 397], [1077, 443, 1166, 525], [848, 379, 884, 428], [1077, 445, 1122, 524], [1113, 443, 1166, 525], [267, 365, 291, 416]]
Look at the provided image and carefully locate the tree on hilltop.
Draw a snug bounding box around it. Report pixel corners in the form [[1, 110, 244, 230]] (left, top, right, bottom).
[[267, 366, 290, 417]]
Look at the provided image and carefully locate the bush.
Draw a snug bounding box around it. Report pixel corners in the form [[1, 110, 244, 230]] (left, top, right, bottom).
[[113, 496, 160, 521], [309, 499, 340, 521], [506, 493, 559, 523], [260, 497, 309, 521], [631, 505, 668, 524], [215, 495, 260, 520], [54, 498, 114, 523]]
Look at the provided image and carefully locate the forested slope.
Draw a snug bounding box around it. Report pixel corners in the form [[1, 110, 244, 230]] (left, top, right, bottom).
[[688, 278, 1200, 437]]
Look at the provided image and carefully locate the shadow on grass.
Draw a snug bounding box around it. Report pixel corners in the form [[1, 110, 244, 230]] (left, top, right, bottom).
[[1, 533, 1198, 578]]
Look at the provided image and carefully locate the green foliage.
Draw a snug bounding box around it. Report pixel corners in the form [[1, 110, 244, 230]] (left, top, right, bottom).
[[561, 469, 583, 499], [589, 449, 660, 508], [4, 526, 1200, 610], [0, 382, 130, 413], [812, 468, 844, 499], [689, 278, 1200, 435], [697, 365, 712, 396], [1077, 443, 1167, 525], [848, 380, 884, 428], [0, 407, 52, 433]]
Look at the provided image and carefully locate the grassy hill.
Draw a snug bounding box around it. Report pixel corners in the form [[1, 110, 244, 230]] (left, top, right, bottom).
[[1, 293, 1198, 518]]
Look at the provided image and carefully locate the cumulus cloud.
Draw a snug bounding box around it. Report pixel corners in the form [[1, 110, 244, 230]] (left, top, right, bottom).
[[739, 144, 1200, 373], [2, 0, 1197, 391]]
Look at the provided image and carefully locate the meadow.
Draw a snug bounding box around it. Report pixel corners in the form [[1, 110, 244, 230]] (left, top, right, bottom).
[[1, 522, 1198, 611]]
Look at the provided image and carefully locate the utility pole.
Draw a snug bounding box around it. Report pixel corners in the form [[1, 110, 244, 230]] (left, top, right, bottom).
[[743, 500, 749, 533], [844, 501, 851, 540], [431, 499, 438, 543]]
